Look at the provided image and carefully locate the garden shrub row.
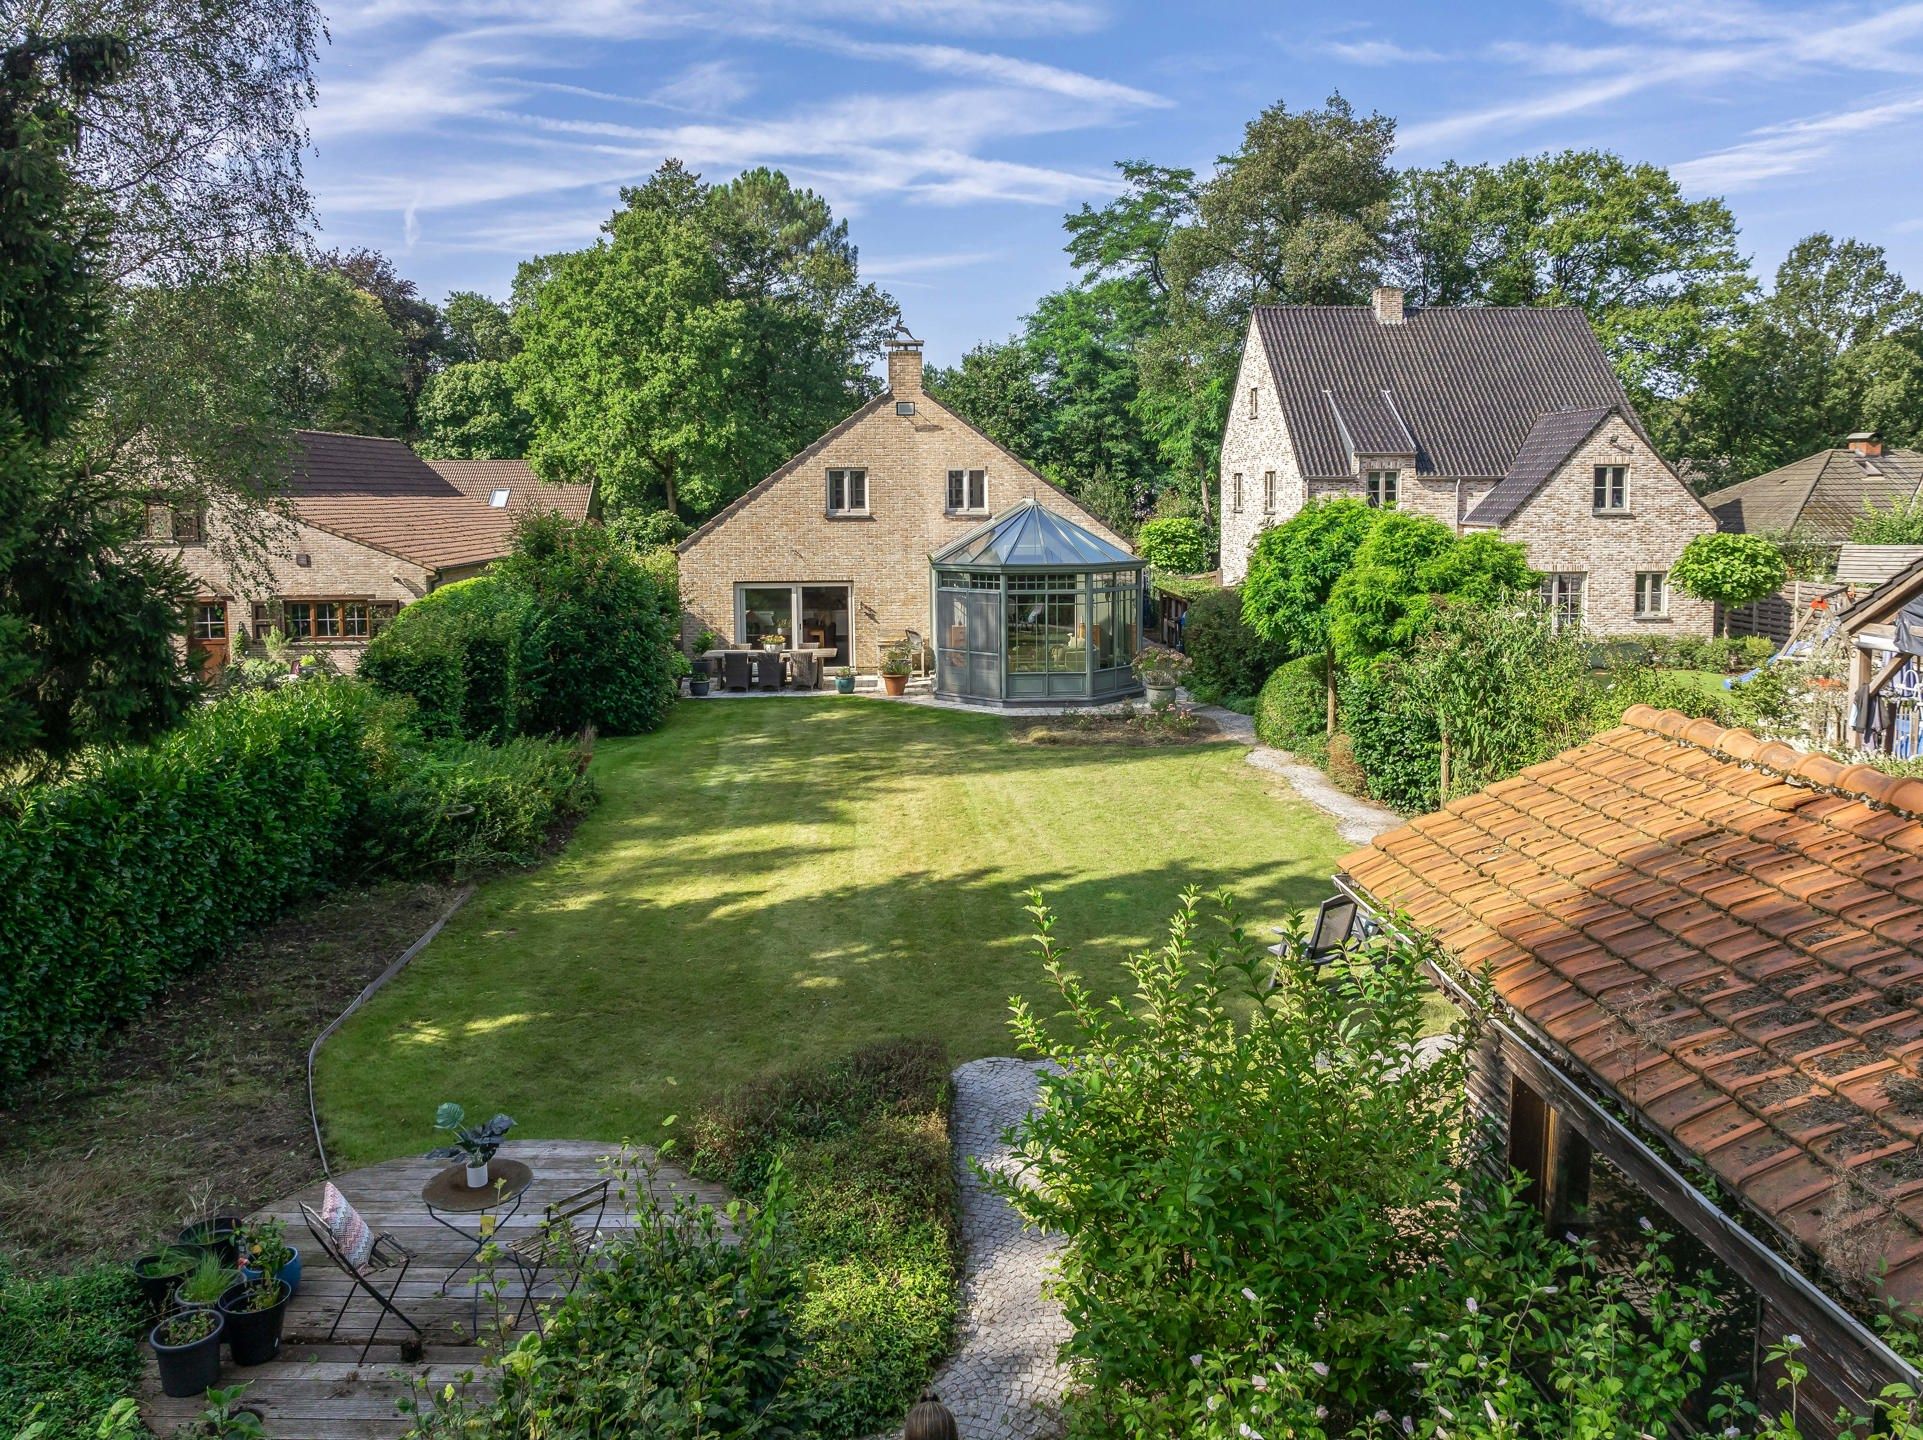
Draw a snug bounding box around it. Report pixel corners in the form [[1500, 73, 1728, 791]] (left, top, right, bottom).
[[0, 679, 595, 1090], [1182, 586, 1287, 709], [0, 1262, 144, 1439], [1592, 632, 1776, 674], [363, 514, 682, 743], [690, 1039, 961, 1437]]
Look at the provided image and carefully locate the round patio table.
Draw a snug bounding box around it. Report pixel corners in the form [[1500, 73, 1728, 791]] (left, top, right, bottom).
[[422, 1158, 534, 1323]]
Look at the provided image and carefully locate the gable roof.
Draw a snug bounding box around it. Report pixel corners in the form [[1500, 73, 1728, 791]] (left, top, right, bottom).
[[932, 497, 1142, 569], [1709, 448, 1923, 541], [1464, 404, 1617, 528], [284, 433, 590, 572], [1250, 305, 1637, 483], [1341, 706, 1923, 1310]]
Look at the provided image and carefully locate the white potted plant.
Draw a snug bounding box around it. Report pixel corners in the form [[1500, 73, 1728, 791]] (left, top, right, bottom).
[[1131, 648, 1192, 708], [430, 1103, 516, 1188], [762, 630, 786, 654]]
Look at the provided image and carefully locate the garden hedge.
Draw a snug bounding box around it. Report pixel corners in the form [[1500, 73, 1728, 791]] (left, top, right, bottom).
[[1253, 656, 1327, 753], [1182, 587, 1286, 707], [0, 681, 384, 1088], [359, 576, 535, 742]]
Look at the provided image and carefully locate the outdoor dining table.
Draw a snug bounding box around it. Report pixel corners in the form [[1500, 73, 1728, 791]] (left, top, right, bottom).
[[700, 647, 838, 688], [422, 1157, 535, 1327]]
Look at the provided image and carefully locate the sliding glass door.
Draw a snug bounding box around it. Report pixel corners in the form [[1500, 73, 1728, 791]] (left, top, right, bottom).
[[737, 584, 852, 665]]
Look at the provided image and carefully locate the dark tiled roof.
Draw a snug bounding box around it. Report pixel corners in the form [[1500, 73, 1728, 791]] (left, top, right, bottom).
[[286, 433, 590, 571], [1465, 405, 1615, 527], [1342, 707, 1923, 1309], [1252, 305, 1636, 481], [1710, 449, 1923, 540], [1325, 388, 1416, 460]]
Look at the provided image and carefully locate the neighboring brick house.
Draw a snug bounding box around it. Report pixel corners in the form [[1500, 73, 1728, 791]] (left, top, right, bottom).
[[143, 431, 592, 673], [1710, 433, 1923, 546], [677, 329, 1129, 671], [1218, 287, 1715, 636]]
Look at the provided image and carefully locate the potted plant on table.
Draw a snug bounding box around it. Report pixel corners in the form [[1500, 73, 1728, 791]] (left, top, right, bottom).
[[217, 1273, 291, 1367], [761, 630, 786, 654], [151, 1307, 225, 1398], [132, 1242, 207, 1316], [431, 1102, 516, 1188], [833, 665, 855, 695], [236, 1216, 301, 1297], [879, 641, 913, 697], [1131, 647, 1191, 708]]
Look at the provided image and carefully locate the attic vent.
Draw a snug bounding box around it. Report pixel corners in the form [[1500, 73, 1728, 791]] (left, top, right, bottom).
[[489, 488, 510, 508]]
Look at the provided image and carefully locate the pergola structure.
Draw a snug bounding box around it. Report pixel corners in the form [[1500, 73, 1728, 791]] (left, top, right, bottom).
[[929, 499, 1145, 706]]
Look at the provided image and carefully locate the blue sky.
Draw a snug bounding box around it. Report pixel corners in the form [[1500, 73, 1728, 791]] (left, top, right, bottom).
[[309, 0, 1923, 366]]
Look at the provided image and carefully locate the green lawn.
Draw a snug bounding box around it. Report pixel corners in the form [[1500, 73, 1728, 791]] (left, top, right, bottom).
[[317, 699, 1357, 1164]]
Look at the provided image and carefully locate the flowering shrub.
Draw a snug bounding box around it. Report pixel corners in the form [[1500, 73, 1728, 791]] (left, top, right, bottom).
[[995, 889, 1735, 1440]]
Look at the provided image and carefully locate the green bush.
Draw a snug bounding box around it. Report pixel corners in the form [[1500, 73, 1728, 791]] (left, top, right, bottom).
[[361, 736, 596, 876], [1669, 532, 1788, 606], [1590, 666, 1736, 730], [1182, 587, 1286, 707], [690, 1040, 959, 1437], [1339, 657, 1443, 813], [0, 1264, 143, 1437], [1253, 655, 1326, 752], [1136, 516, 1210, 573], [361, 576, 536, 742], [0, 681, 385, 1086]]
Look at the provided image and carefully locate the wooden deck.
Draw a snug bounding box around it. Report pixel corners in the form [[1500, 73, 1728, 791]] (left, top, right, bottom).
[[140, 1139, 732, 1440]]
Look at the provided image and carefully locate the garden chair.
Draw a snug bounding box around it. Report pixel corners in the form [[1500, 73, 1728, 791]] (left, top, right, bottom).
[[756, 654, 784, 691], [1269, 893, 1360, 975], [790, 651, 821, 690], [300, 1189, 423, 1363], [722, 651, 753, 691], [504, 1179, 611, 1335]]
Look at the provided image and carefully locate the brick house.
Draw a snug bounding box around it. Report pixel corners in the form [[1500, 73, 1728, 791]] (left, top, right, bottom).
[[1710, 432, 1923, 548], [144, 431, 592, 673], [1218, 287, 1715, 636], [676, 328, 1130, 672]]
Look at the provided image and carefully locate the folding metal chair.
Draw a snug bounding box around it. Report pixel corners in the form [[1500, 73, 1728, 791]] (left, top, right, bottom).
[[504, 1180, 611, 1334], [299, 1201, 423, 1363]]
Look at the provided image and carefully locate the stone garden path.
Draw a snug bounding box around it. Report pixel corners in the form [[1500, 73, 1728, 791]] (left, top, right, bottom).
[[918, 1058, 1071, 1440]]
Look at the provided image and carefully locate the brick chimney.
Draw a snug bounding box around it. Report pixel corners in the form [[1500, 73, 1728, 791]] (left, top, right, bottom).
[[1372, 285, 1405, 326], [886, 323, 923, 396], [1847, 431, 1884, 457]]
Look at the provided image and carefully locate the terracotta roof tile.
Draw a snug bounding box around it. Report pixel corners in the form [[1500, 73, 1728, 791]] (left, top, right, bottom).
[[1341, 706, 1923, 1310]]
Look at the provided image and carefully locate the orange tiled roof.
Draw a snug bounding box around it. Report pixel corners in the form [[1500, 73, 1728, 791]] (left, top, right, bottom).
[[1340, 706, 1923, 1308], [285, 433, 591, 572]]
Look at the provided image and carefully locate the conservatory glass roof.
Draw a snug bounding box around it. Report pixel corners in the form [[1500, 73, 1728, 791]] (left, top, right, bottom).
[[931, 498, 1142, 570]]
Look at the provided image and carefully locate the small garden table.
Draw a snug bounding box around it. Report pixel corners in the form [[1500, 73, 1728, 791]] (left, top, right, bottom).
[[421, 1158, 534, 1327]]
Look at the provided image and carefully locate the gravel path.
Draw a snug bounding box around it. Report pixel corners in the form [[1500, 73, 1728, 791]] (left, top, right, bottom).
[[922, 1057, 1070, 1440]]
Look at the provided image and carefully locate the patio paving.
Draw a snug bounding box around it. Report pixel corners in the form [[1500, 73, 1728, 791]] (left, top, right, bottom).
[[139, 1139, 730, 1440]]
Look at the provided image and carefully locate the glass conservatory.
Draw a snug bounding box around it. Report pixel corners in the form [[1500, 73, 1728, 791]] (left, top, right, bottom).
[[929, 499, 1145, 705]]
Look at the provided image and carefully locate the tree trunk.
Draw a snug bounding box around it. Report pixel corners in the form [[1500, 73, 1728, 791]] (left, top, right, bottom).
[[1324, 644, 1337, 738], [1439, 723, 1452, 804]]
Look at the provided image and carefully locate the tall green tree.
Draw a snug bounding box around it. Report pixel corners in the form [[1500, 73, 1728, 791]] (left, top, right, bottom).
[[442, 290, 518, 364], [234, 254, 409, 436], [318, 247, 449, 434], [1389, 151, 1751, 421], [1677, 234, 1923, 481], [1328, 514, 1536, 667], [417, 360, 532, 459], [1241, 498, 1379, 734], [512, 161, 895, 522], [1, 32, 197, 771]]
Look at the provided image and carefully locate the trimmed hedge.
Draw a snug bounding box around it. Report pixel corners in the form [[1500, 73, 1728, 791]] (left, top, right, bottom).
[[1136, 516, 1210, 574], [0, 682, 384, 1086], [690, 1039, 959, 1438], [359, 577, 535, 742], [1254, 655, 1327, 754], [363, 736, 595, 875], [1339, 658, 1444, 814]]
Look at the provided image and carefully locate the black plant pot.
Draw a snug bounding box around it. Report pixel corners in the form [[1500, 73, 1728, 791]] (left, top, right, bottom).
[[178, 1215, 246, 1265], [218, 1279, 290, 1366], [132, 1245, 208, 1316], [689, 676, 711, 696], [151, 1310, 225, 1398]]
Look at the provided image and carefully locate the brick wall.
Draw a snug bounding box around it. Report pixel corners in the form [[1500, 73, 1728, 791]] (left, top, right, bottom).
[[1220, 318, 1304, 583], [162, 504, 434, 672], [677, 382, 1129, 669], [1480, 424, 1715, 637]]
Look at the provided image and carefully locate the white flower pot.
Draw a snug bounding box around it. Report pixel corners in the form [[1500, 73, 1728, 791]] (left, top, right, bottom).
[[1146, 684, 1174, 708], [465, 1161, 490, 1188]]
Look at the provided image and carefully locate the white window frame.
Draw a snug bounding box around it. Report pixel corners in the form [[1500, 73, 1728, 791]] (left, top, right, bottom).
[[1249, 386, 1258, 418], [1634, 571, 1668, 619], [826, 467, 868, 516], [1366, 469, 1398, 508], [1593, 465, 1629, 513], [1263, 471, 1276, 512], [946, 468, 987, 514], [1231, 473, 1244, 512], [1542, 572, 1586, 634]]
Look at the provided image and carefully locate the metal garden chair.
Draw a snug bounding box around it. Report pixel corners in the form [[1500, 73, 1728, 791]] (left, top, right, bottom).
[[504, 1179, 611, 1334], [299, 1200, 424, 1363]]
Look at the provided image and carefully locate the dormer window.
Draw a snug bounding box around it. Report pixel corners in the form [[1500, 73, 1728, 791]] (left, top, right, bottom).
[[1366, 469, 1398, 508], [489, 488, 510, 508]]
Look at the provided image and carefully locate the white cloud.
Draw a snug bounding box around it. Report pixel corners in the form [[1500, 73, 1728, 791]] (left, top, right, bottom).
[[861, 249, 1004, 278], [651, 59, 755, 111], [1312, 38, 1452, 65], [1672, 92, 1923, 191]]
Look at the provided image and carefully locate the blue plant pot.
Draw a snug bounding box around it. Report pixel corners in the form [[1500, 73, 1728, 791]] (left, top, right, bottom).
[[240, 1246, 301, 1298]]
